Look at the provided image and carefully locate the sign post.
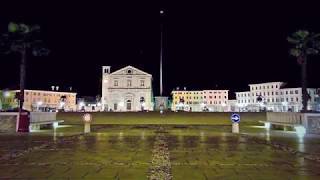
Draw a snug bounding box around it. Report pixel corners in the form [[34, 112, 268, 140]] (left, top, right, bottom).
[[231, 113, 240, 133], [83, 113, 92, 133]]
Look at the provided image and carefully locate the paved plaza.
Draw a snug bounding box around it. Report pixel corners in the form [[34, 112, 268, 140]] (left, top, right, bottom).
[[0, 125, 320, 179]]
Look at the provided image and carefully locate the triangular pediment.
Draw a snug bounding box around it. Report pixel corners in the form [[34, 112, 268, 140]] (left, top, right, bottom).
[[110, 65, 152, 76]]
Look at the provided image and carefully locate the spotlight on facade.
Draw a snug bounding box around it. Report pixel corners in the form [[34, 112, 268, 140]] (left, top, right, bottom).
[[97, 102, 102, 106], [59, 102, 65, 108], [119, 102, 124, 107], [37, 101, 43, 106], [79, 102, 85, 107]]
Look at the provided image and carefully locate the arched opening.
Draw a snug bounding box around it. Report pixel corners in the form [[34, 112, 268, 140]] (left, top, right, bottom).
[[126, 100, 132, 111]]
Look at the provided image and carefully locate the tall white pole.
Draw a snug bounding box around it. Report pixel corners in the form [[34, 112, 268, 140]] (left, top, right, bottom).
[[160, 23, 163, 96]]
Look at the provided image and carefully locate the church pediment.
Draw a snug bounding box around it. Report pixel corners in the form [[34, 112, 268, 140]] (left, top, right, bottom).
[[111, 65, 152, 76]]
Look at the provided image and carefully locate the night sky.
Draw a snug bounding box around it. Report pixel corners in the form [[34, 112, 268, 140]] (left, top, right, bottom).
[[1, 1, 320, 98]]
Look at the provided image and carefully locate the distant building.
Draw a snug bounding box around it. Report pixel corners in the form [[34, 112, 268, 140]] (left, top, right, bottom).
[[235, 82, 320, 112], [171, 89, 229, 112], [5, 89, 77, 112], [0, 90, 18, 111], [102, 65, 153, 111], [77, 96, 102, 112]]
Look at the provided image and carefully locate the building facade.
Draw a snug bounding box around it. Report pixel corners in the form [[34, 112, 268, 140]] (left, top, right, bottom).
[[102, 65, 153, 111], [171, 89, 229, 112], [0, 90, 18, 111], [77, 96, 103, 112], [235, 82, 320, 112], [10, 90, 77, 112]]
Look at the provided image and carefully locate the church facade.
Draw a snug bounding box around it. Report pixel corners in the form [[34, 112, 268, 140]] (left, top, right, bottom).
[[101, 65, 153, 111]]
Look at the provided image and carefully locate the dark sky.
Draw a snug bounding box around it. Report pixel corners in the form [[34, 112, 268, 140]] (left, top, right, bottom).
[[1, 1, 320, 98]]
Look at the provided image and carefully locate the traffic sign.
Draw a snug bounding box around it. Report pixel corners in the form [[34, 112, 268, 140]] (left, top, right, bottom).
[[231, 113, 240, 123]]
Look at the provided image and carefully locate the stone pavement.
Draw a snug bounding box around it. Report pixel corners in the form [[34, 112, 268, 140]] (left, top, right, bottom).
[[0, 125, 319, 179]]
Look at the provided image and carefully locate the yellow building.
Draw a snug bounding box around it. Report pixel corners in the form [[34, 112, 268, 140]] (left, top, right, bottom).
[[11, 90, 77, 112], [171, 89, 229, 112], [0, 90, 18, 110], [171, 90, 204, 111]]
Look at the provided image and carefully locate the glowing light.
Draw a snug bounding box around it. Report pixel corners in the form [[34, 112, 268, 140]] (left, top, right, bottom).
[[79, 102, 85, 107], [3, 91, 10, 98], [264, 122, 271, 129], [160, 10, 164, 14], [97, 102, 102, 106], [37, 101, 43, 106], [83, 113, 92, 123], [294, 126, 306, 138], [59, 102, 65, 108], [53, 122, 59, 128], [141, 102, 146, 108]]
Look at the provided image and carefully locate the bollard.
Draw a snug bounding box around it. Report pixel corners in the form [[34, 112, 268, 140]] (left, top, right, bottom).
[[230, 113, 240, 133], [84, 122, 91, 133], [232, 123, 239, 133], [83, 113, 92, 134]]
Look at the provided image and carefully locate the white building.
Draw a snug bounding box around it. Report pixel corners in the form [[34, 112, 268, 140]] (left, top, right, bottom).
[[102, 65, 153, 111], [235, 82, 319, 112]]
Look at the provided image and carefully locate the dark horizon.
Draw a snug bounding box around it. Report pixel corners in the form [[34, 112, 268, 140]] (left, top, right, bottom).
[[1, 1, 320, 98]]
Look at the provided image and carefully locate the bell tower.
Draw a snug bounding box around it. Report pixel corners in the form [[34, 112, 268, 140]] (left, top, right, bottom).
[[102, 66, 111, 111]]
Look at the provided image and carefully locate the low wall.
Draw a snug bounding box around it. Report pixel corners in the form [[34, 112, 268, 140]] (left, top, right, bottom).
[[30, 112, 57, 123], [57, 112, 266, 125], [266, 112, 320, 134], [266, 112, 303, 125], [303, 113, 320, 134], [0, 112, 19, 133]]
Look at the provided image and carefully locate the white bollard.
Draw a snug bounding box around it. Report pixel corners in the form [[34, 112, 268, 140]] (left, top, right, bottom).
[[232, 122, 239, 133], [83, 113, 92, 134], [84, 122, 91, 133]]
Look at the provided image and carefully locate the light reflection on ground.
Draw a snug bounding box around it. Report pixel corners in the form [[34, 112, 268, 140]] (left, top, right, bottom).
[[0, 125, 319, 179]]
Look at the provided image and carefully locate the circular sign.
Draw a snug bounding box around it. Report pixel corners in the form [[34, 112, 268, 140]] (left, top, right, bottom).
[[83, 113, 92, 123], [231, 113, 240, 123]]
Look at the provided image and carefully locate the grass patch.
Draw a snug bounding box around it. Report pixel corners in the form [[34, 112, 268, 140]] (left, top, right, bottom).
[[57, 112, 265, 126]]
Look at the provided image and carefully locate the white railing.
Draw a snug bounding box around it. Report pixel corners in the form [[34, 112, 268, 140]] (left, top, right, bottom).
[[266, 112, 303, 125]]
